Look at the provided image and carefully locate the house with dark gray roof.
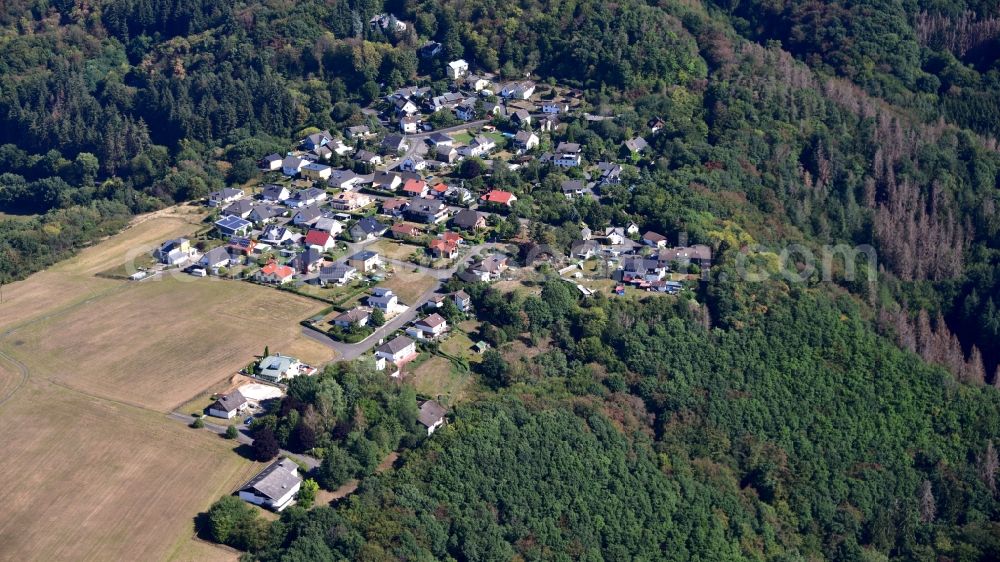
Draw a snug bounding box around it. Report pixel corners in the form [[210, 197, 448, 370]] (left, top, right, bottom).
[[238, 458, 302, 512], [208, 390, 248, 419], [375, 335, 417, 365], [417, 400, 447, 435]]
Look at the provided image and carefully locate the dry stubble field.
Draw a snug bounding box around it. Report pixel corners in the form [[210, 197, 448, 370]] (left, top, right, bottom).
[[0, 207, 330, 561]]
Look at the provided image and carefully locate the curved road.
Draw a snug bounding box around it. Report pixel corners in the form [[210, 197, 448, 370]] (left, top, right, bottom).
[[301, 241, 509, 361]]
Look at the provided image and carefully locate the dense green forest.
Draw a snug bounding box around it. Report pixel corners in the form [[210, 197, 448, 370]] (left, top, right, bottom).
[[3, 0, 1000, 558]]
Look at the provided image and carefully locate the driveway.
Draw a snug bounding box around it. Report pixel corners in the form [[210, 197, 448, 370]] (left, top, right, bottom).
[[166, 411, 321, 470]]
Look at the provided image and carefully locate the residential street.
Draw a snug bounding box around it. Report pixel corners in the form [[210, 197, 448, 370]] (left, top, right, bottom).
[[166, 411, 321, 470]]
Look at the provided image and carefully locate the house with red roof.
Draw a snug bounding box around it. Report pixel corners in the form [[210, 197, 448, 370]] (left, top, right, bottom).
[[401, 179, 429, 197], [480, 190, 517, 207], [255, 261, 295, 284], [390, 222, 422, 240], [430, 182, 449, 197], [429, 237, 460, 259], [304, 230, 335, 251]]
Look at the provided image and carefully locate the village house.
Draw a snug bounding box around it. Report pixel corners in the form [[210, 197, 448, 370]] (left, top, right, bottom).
[[511, 109, 532, 128], [553, 142, 582, 167], [538, 115, 558, 132], [390, 222, 422, 239], [465, 74, 491, 91], [370, 12, 407, 32], [380, 197, 409, 217], [260, 153, 282, 171], [597, 161, 623, 184], [428, 92, 464, 112], [155, 238, 195, 266], [314, 262, 356, 286], [381, 134, 409, 155], [447, 59, 469, 79], [327, 169, 364, 191], [657, 244, 713, 269], [208, 188, 245, 208], [286, 187, 328, 208], [372, 171, 403, 191], [345, 125, 371, 139], [406, 197, 448, 224], [260, 225, 296, 246], [222, 199, 253, 219], [401, 178, 429, 197], [257, 354, 305, 382], [367, 287, 398, 311], [642, 231, 668, 248], [470, 254, 509, 281], [400, 115, 419, 134], [394, 96, 419, 116], [261, 184, 291, 202], [400, 155, 426, 172], [458, 135, 496, 158], [430, 182, 450, 198], [348, 250, 381, 273], [428, 132, 453, 146], [288, 246, 323, 275], [281, 155, 305, 176], [330, 191, 372, 212], [375, 335, 417, 366], [227, 237, 256, 257], [455, 102, 476, 121], [255, 261, 295, 284], [514, 130, 539, 151], [572, 239, 602, 259], [302, 130, 333, 150], [238, 458, 302, 512], [299, 162, 332, 182], [648, 117, 665, 134], [208, 390, 248, 419], [542, 101, 569, 114], [407, 313, 448, 339], [199, 247, 232, 270], [480, 189, 517, 207], [452, 290, 471, 311], [624, 136, 648, 154], [428, 236, 459, 259], [451, 209, 487, 230], [435, 145, 458, 164], [315, 216, 345, 236], [500, 81, 536, 100], [332, 306, 369, 328], [417, 400, 447, 435], [560, 180, 586, 199], [353, 149, 382, 166], [214, 215, 252, 237], [348, 217, 387, 241], [445, 186, 473, 205], [292, 205, 322, 226], [419, 41, 442, 58], [248, 204, 285, 225], [621, 257, 667, 284], [304, 229, 336, 251]]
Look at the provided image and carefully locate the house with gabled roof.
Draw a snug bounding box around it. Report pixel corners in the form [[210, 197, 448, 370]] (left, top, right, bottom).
[[261, 184, 291, 203], [446, 59, 469, 79], [199, 246, 233, 270], [282, 155, 305, 176], [349, 217, 387, 242], [354, 150, 382, 166], [292, 205, 323, 226], [417, 400, 447, 435], [255, 261, 295, 284], [208, 188, 245, 208], [372, 171, 402, 192], [401, 178, 429, 197], [302, 130, 333, 150], [451, 209, 486, 230], [642, 231, 668, 248], [314, 262, 356, 287], [261, 225, 296, 246], [290, 247, 324, 274], [330, 191, 372, 211], [238, 457, 302, 512], [375, 335, 417, 366], [381, 134, 409, 154], [480, 190, 517, 207], [222, 199, 253, 219], [624, 136, 648, 154], [257, 354, 305, 381], [406, 197, 448, 224], [332, 306, 369, 328], [407, 313, 448, 339], [345, 125, 370, 139], [214, 215, 252, 237], [248, 204, 286, 225], [390, 222, 422, 240], [260, 153, 282, 171], [208, 390, 248, 419], [514, 131, 539, 150], [155, 238, 195, 266], [348, 250, 381, 272], [560, 180, 586, 199], [304, 230, 335, 251]]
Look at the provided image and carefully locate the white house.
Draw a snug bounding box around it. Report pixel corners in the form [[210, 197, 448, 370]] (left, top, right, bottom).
[[542, 101, 569, 114], [208, 188, 245, 208], [238, 458, 302, 512], [406, 313, 448, 339], [400, 115, 419, 134], [553, 142, 582, 167], [417, 400, 447, 435], [282, 155, 305, 176], [374, 335, 417, 365], [199, 247, 232, 269], [447, 59, 469, 79], [367, 287, 398, 311], [208, 390, 248, 419], [257, 354, 304, 383], [155, 238, 196, 266]]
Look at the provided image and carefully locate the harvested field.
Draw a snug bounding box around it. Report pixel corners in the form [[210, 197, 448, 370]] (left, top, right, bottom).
[[0, 379, 254, 562], [408, 355, 473, 403], [2, 276, 328, 412], [370, 238, 424, 260], [379, 269, 438, 303]]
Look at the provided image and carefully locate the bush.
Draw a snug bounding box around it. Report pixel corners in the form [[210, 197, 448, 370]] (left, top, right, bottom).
[[191, 418, 205, 429], [251, 427, 280, 461], [298, 478, 319, 509], [225, 425, 239, 439]]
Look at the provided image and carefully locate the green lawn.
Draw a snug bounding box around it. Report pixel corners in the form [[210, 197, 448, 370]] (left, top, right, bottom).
[[408, 355, 474, 404]]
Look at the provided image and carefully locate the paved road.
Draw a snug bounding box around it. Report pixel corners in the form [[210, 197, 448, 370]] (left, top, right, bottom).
[[167, 411, 321, 470], [302, 241, 507, 361]]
